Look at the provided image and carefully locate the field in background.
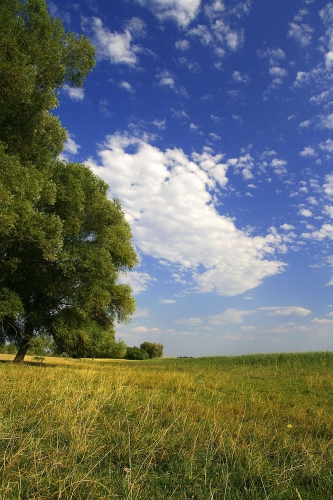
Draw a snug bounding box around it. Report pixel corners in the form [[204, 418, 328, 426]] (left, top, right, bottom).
[[0, 352, 332, 499]]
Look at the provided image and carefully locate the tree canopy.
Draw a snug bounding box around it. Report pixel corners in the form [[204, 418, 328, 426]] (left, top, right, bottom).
[[0, 0, 95, 165], [0, 0, 138, 362], [140, 342, 164, 359]]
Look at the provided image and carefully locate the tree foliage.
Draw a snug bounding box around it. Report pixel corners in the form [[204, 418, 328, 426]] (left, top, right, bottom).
[[125, 347, 149, 360], [0, 0, 138, 362], [140, 342, 164, 359], [0, 0, 95, 165]]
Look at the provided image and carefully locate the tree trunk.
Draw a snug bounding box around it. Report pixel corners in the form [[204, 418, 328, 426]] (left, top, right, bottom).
[[13, 326, 34, 363]]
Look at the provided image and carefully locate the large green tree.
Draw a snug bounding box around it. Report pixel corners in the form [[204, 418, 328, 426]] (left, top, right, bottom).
[[0, 0, 138, 362]]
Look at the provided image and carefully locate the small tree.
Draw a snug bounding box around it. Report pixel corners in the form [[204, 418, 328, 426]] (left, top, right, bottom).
[[140, 342, 164, 359]]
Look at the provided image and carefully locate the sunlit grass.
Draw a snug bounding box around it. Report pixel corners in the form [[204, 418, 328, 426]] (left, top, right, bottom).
[[0, 352, 332, 498]]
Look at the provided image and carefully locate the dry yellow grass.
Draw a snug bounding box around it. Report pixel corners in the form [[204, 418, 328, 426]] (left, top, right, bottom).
[[0, 352, 332, 499]]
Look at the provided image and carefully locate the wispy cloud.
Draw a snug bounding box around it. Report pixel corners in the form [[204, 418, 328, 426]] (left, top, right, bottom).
[[135, 0, 201, 27], [83, 16, 145, 66], [119, 271, 157, 294], [209, 309, 253, 325], [258, 306, 311, 316], [63, 85, 85, 101]]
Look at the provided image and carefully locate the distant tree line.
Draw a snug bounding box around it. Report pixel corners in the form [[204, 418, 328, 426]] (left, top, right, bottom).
[[0, 338, 163, 360]]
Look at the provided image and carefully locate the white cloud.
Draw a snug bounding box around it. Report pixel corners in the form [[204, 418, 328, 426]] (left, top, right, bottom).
[[160, 299, 176, 304], [258, 306, 311, 316], [87, 133, 286, 297], [298, 208, 313, 217], [320, 139, 333, 152], [63, 85, 85, 101], [153, 119, 166, 129], [125, 17, 146, 37], [119, 81, 135, 93], [233, 70, 250, 84], [318, 114, 333, 129], [288, 22, 313, 47], [156, 70, 188, 96], [188, 4, 249, 58], [133, 308, 150, 317], [319, 4, 333, 69], [323, 173, 333, 198], [175, 39, 190, 51], [324, 205, 333, 218], [269, 66, 287, 78], [131, 326, 160, 331], [84, 17, 142, 66], [299, 119, 311, 128], [119, 271, 156, 294], [270, 158, 287, 175], [257, 47, 286, 66], [175, 317, 203, 325], [293, 71, 311, 88], [64, 134, 80, 155], [280, 223, 295, 230], [299, 146, 316, 157], [59, 134, 80, 160], [309, 90, 333, 106], [312, 318, 333, 325], [209, 308, 253, 325], [310, 224, 333, 240], [209, 132, 221, 141], [232, 153, 254, 179], [135, 0, 201, 27]]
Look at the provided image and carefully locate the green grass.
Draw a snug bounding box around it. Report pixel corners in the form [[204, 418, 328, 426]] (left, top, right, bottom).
[[0, 352, 332, 499]]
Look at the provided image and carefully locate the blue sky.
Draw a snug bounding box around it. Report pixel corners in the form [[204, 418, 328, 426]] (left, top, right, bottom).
[[51, 0, 333, 356]]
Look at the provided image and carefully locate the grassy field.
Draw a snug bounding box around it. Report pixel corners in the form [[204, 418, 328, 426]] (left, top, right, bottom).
[[0, 352, 332, 499]]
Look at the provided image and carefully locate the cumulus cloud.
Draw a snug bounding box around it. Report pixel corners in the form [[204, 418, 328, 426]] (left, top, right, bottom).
[[258, 47, 288, 90], [270, 158, 287, 175], [319, 4, 333, 69], [310, 224, 333, 240], [186, 2, 250, 59], [280, 223, 295, 230], [299, 208, 313, 217], [288, 22, 313, 47], [323, 173, 333, 198], [299, 146, 316, 157], [318, 114, 333, 130], [135, 0, 201, 27], [87, 133, 286, 297], [320, 139, 333, 152]]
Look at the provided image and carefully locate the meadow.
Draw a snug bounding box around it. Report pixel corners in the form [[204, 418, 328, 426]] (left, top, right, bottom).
[[0, 352, 332, 499]]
